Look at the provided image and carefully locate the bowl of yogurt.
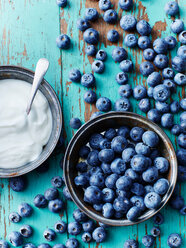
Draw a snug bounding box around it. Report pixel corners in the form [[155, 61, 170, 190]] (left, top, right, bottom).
[[0, 65, 62, 178]]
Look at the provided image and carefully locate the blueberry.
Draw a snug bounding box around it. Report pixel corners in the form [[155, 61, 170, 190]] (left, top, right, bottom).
[[147, 109, 161, 123], [116, 176, 132, 190], [51, 176, 63, 188], [150, 226, 161, 237], [171, 124, 182, 136], [111, 136, 127, 153], [130, 127, 144, 142], [180, 98, 186, 110], [124, 34, 138, 48], [99, 139, 111, 149], [153, 38, 168, 54], [164, 1, 179, 16], [180, 205, 186, 215], [179, 31, 186, 44], [136, 20, 151, 36], [125, 168, 139, 181], [178, 133, 186, 148], [70, 118, 82, 129], [124, 239, 139, 248], [142, 167, 159, 183], [101, 163, 112, 174], [154, 157, 169, 173], [144, 192, 161, 209], [105, 173, 119, 189], [74, 174, 89, 187], [107, 29, 119, 43], [99, 0, 112, 11], [138, 98, 151, 113], [82, 232, 92, 243], [53, 245, 65, 248], [120, 60, 133, 73], [10, 176, 27, 192], [143, 48, 156, 61], [20, 225, 33, 238], [96, 97, 111, 112], [9, 231, 23, 247], [65, 238, 79, 248], [170, 100, 180, 113], [167, 233, 182, 248], [34, 194, 47, 208], [178, 165, 186, 182], [117, 126, 130, 138], [93, 203, 103, 211], [103, 9, 118, 24], [162, 68, 175, 80], [154, 54, 169, 69], [115, 98, 131, 111], [131, 182, 144, 196], [115, 72, 128, 85], [126, 206, 140, 221], [161, 113, 174, 128], [135, 142, 150, 156], [119, 0, 133, 10], [140, 61, 154, 76], [177, 45, 186, 59], [18, 202, 33, 217], [92, 227, 106, 243], [92, 60, 105, 73], [102, 202, 114, 218], [138, 36, 151, 50], [118, 84, 133, 98], [163, 79, 176, 93], [84, 186, 102, 204], [171, 19, 184, 34], [85, 8, 98, 21], [68, 221, 82, 235], [147, 72, 162, 87], [85, 45, 97, 56], [0, 240, 9, 248], [174, 73, 186, 86], [82, 219, 95, 232], [96, 50, 107, 61], [112, 47, 127, 62], [116, 189, 131, 199], [142, 235, 155, 247], [102, 188, 115, 203], [180, 112, 186, 122], [130, 195, 146, 211], [120, 15, 137, 31], [9, 212, 21, 223], [89, 133, 103, 149], [87, 150, 101, 166], [81, 73, 95, 88], [63, 186, 72, 201], [176, 148, 186, 165], [69, 69, 81, 82], [56, 34, 70, 49], [172, 56, 185, 72], [79, 146, 90, 159], [44, 188, 59, 201], [38, 244, 52, 248], [54, 220, 67, 233], [83, 28, 99, 45], [154, 178, 169, 195], [76, 18, 90, 31], [56, 0, 67, 7], [48, 199, 65, 213], [133, 85, 147, 100], [90, 172, 105, 188], [23, 243, 37, 248], [113, 196, 131, 212], [164, 35, 177, 50], [99, 148, 114, 164], [147, 87, 154, 98], [153, 84, 170, 102], [153, 212, 164, 225], [110, 158, 127, 174]]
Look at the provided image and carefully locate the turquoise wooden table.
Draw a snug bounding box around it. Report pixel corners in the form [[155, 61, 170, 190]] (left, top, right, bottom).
[[0, 0, 185, 247]]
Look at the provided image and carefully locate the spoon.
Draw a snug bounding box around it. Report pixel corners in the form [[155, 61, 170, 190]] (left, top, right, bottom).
[[26, 58, 50, 115]]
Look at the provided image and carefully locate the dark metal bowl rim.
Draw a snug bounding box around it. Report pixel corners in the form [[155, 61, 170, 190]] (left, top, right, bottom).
[[63, 111, 177, 226]]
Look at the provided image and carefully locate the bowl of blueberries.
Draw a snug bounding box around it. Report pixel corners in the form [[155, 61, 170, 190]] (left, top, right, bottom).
[[63, 111, 177, 226]]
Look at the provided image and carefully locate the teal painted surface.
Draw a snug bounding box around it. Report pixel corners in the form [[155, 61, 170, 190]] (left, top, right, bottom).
[[0, 0, 185, 247]]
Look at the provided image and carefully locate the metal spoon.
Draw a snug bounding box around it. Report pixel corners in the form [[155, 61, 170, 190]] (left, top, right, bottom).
[[26, 58, 50, 115]]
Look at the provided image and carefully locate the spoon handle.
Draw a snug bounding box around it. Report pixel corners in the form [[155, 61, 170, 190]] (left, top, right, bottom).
[[26, 58, 50, 115]]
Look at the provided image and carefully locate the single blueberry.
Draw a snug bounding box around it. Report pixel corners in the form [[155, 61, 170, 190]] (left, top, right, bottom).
[[76, 18, 90, 31], [136, 20, 151, 36], [54, 220, 67, 233], [103, 9, 118, 24], [81, 73, 95, 88], [112, 47, 127, 62], [107, 29, 119, 43], [120, 15, 137, 31], [83, 28, 99, 45], [164, 1, 179, 16], [154, 54, 169, 69], [34, 194, 47, 208], [56, 34, 70, 49], [140, 61, 154, 76]]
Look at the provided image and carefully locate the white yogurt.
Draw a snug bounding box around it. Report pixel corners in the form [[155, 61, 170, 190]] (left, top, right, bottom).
[[0, 79, 52, 169]]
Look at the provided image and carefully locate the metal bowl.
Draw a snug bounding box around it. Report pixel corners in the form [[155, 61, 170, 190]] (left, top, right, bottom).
[[64, 112, 177, 226], [0, 65, 62, 178]]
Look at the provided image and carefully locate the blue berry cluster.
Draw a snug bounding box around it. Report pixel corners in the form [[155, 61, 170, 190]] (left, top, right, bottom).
[[75, 127, 171, 222]]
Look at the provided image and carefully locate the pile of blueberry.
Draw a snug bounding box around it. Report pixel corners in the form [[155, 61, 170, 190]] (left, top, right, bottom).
[[75, 126, 171, 221]]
